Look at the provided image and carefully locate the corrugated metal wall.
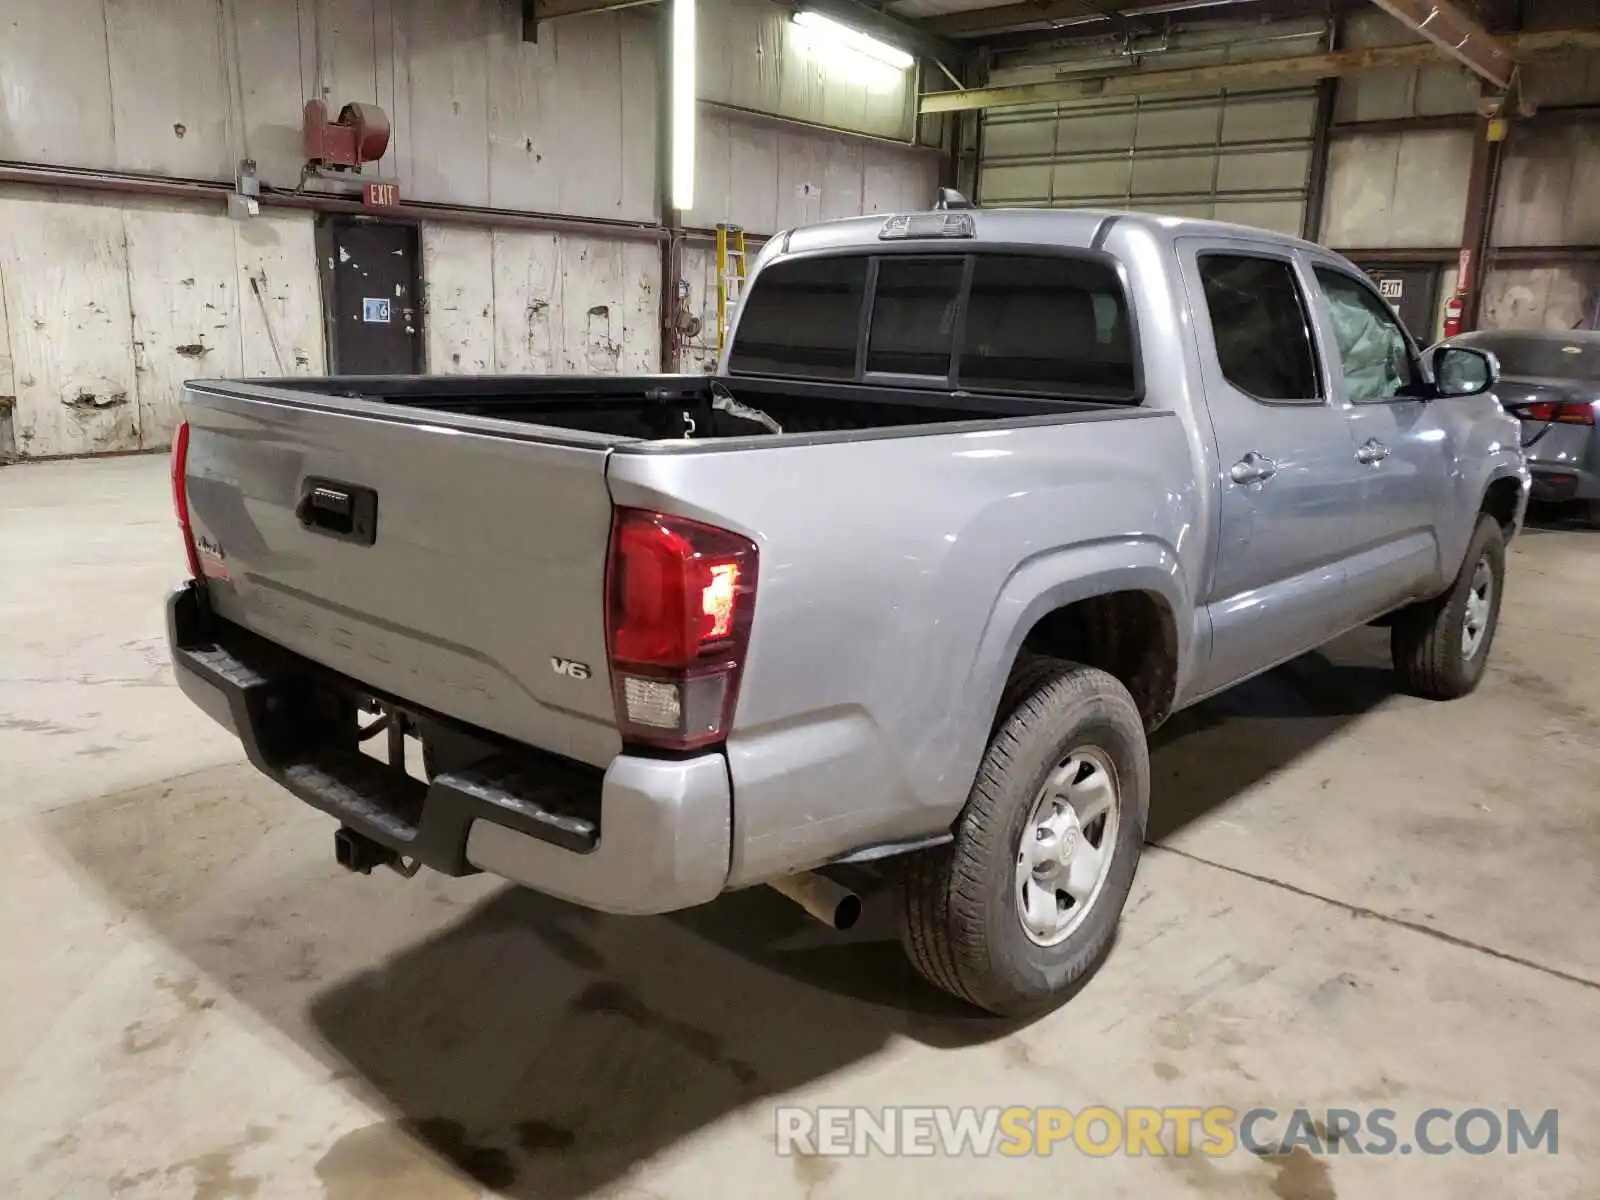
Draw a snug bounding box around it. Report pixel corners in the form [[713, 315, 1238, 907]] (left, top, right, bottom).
[[977, 19, 1327, 236], [1492, 122, 1600, 250], [1485, 119, 1600, 331], [1318, 11, 1478, 252], [1318, 9, 1600, 334], [1483, 266, 1600, 331], [0, 0, 933, 457], [1328, 9, 1480, 124], [1319, 129, 1475, 250]]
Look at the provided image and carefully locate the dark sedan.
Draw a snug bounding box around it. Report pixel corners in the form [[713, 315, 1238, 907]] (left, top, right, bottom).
[[1442, 329, 1600, 525]]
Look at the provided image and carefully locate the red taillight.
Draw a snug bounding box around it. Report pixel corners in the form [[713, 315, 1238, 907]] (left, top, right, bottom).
[[170, 421, 203, 580], [1521, 401, 1595, 425], [605, 509, 758, 751]]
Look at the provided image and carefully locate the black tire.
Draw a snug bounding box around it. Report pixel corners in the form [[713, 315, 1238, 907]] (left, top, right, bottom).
[[899, 657, 1149, 1017], [1391, 514, 1506, 700]]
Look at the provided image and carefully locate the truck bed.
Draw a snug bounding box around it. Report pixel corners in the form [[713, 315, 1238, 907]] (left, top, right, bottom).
[[177, 372, 1166, 787], [255, 372, 1117, 442]]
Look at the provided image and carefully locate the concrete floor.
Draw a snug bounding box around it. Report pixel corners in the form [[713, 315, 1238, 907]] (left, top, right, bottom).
[[1, 453, 1597, 1200]]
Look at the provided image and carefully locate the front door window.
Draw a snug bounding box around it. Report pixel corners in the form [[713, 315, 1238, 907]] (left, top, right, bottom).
[[1314, 268, 1416, 403]]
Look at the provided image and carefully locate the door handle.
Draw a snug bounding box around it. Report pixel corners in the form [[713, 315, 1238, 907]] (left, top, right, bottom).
[[1356, 438, 1391, 465], [1230, 451, 1279, 485], [297, 477, 379, 545]]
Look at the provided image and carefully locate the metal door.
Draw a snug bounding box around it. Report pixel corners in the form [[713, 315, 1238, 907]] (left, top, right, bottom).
[[1361, 265, 1442, 344], [1178, 239, 1366, 697], [318, 219, 422, 375]]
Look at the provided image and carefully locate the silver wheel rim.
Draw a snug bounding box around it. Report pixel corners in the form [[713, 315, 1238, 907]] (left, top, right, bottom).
[[1015, 746, 1121, 947], [1461, 555, 1493, 661]]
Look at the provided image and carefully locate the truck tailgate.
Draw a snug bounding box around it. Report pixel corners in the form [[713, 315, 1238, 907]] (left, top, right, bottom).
[[181, 385, 623, 768]]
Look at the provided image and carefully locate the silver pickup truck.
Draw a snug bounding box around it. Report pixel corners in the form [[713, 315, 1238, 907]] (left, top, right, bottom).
[[167, 207, 1528, 1015]]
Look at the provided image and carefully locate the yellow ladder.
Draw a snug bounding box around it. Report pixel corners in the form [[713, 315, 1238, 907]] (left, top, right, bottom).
[[715, 223, 747, 351]]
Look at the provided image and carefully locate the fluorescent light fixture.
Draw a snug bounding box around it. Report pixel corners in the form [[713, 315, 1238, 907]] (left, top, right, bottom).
[[671, 0, 696, 211], [792, 10, 914, 71]]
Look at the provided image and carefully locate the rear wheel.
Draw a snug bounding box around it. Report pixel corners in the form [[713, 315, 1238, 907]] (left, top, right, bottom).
[[899, 658, 1148, 1017], [1390, 514, 1505, 700]]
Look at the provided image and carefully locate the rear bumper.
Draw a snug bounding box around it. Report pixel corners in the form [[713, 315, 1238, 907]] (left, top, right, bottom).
[[1526, 464, 1598, 503], [166, 583, 731, 914], [1524, 425, 1598, 502]]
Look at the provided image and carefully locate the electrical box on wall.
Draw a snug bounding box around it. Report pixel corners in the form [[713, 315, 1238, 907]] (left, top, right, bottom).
[[303, 100, 391, 171]]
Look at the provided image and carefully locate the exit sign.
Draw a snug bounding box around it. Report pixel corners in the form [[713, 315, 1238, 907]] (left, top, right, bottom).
[[363, 182, 400, 208]]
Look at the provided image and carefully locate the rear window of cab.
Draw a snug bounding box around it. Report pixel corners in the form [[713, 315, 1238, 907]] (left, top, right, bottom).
[[727, 251, 1139, 403]]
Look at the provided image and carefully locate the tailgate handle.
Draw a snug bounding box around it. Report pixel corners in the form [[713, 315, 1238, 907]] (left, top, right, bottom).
[[297, 478, 378, 546]]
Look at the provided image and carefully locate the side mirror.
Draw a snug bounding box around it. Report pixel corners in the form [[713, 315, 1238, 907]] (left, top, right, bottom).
[[1432, 344, 1499, 398]]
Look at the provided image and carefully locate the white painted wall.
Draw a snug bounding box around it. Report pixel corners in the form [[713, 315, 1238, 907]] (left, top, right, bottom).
[[0, 0, 661, 220], [689, 111, 937, 233], [699, 0, 916, 141], [0, 188, 324, 457], [0, 0, 669, 456], [0, 0, 933, 456], [422, 227, 661, 375], [0, 249, 14, 455], [0, 190, 660, 456], [0, 0, 924, 217], [679, 110, 937, 374]]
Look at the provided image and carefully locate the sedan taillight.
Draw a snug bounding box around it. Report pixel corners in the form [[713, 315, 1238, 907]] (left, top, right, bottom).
[[1519, 400, 1595, 425]]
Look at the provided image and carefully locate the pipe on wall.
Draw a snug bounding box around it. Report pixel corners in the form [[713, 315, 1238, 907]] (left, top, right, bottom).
[[1339, 246, 1600, 268], [700, 99, 936, 153], [0, 161, 671, 242]]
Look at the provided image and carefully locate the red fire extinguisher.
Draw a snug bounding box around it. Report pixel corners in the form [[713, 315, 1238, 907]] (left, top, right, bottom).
[[1442, 292, 1465, 340]]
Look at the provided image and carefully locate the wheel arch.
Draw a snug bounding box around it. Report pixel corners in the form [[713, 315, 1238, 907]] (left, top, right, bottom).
[[963, 538, 1194, 740], [1479, 471, 1526, 540]]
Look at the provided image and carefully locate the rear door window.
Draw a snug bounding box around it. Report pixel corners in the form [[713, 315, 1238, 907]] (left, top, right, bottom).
[[727, 256, 867, 380], [959, 255, 1135, 398], [1197, 254, 1322, 403]]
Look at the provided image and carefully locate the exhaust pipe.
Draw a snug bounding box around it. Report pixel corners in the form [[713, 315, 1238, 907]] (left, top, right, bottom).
[[769, 871, 862, 931]]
